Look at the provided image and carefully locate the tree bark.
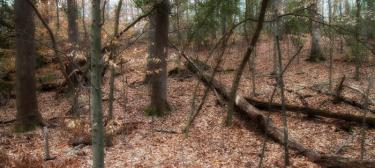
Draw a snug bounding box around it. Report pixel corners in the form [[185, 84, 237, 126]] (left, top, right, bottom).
[[354, 0, 362, 81], [271, 0, 283, 74], [91, 0, 104, 167], [66, 0, 81, 116], [147, 0, 170, 116], [328, 0, 334, 92], [14, 0, 43, 132], [308, 0, 325, 62], [108, 0, 123, 120], [67, 0, 79, 46], [82, 0, 88, 46], [55, 0, 60, 31], [227, 0, 269, 125]]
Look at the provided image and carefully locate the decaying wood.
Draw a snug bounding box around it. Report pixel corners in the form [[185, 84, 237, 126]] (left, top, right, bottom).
[[245, 97, 375, 126], [182, 54, 375, 167], [311, 83, 375, 114], [333, 76, 346, 103]]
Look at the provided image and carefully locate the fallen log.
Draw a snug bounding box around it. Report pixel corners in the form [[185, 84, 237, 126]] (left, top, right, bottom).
[[311, 84, 375, 114], [245, 97, 375, 127], [183, 54, 375, 167]]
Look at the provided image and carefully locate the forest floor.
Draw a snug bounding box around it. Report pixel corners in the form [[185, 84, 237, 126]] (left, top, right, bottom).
[[1, 36, 375, 167]]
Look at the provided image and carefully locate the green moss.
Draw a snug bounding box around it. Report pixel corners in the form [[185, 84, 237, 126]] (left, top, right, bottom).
[[144, 106, 160, 117], [14, 123, 38, 133], [143, 103, 171, 117]]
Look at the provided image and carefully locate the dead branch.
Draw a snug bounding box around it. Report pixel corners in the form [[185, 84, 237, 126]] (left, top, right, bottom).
[[334, 76, 346, 103], [245, 97, 375, 127], [311, 84, 375, 114], [183, 52, 375, 167], [227, 0, 270, 125], [26, 0, 73, 87]]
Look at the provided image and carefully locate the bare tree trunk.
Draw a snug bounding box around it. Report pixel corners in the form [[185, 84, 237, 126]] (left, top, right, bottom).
[[91, 0, 104, 167], [66, 0, 80, 116], [249, 46, 257, 97], [82, 0, 88, 46], [274, 3, 290, 164], [354, 0, 362, 81], [226, 0, 269, 125], [308, 0, 325, 62], [108, 0, 123, 120], [145, 9, 156, 83], [147, 0, 171, 116], [14, 0, 43, 132], [271, 0, 283, 74], [175, 0, 182, 68], [67, 0, 79, 46], [328, 0, 334, 92], [339, 1, 344, 54], [361, 78, 373, 160], [244, 0, 249, 42], [55, 0, 60, 32]]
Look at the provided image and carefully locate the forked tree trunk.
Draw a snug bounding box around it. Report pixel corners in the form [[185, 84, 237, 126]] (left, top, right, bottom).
[[91, 0, 104, 167], [14, 0, 43, 132]]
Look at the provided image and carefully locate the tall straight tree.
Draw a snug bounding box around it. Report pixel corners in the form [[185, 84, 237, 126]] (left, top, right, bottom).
[[354, 0, 362, 81], [82, 0, 88, 44], [55, 0, 60, 31], [91, 0, 104, 167], [271, 0, 283, 74], [14, 0, 43, 131], [307, 0, 325, 62], [66, 0, 80, 116], [147, 0, 170, 116], [67, 0, 79, 45], [108, 0, 123, 120]]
